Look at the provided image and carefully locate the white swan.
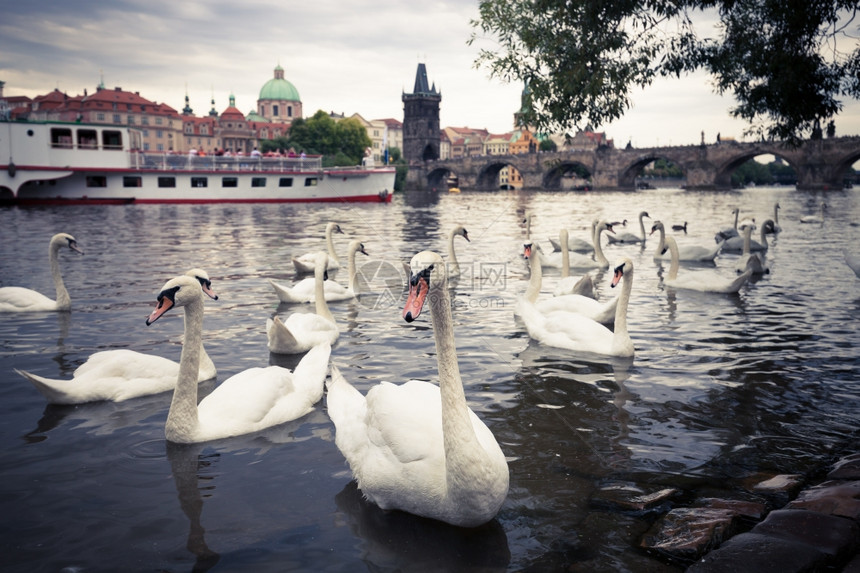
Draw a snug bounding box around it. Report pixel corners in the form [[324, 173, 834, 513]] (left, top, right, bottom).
[[549, 219, 597, 253], [15, 269, 219, 404], [326, 250, 509, 527], [520, 242, 617, 325], [292, 222, 344, 272], [0, 233, 83, 312], [734, 222, 771, 275], [845, 251, 860, 278], [721, 219, 771, 252], [446, 225, 470, 277], [553, 230, 596, 298], [145, 275, 331, 444], [516, 256, 635, 357], [651, 221, 723, 262], [800, 203, 827, 224], [662, 236, 752, 293], [542, 223, 613, 270], [271, 240, 368, 303], [771, 202, 782, 233], [268, 252, 339, 354], [715, 208, 741, 241], [606, 211, 649, 244]]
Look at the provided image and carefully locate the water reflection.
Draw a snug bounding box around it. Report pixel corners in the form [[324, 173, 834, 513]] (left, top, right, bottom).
[[334, 481, 511, 571]]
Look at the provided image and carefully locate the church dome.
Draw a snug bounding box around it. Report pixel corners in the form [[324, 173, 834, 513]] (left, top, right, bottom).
[[259, 65, 300, 102]]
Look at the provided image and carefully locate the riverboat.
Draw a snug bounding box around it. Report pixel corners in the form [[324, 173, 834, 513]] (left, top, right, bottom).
[[0, 121, 395, 205]]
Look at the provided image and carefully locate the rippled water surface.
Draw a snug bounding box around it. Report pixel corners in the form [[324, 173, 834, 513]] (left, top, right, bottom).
[[1, 186, 859, 572]]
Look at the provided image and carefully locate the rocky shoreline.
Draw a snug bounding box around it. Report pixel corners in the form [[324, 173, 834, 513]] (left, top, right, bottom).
[[629, 452, 860, 571]]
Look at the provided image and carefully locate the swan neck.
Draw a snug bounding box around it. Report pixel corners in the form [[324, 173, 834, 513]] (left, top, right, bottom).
[[428, 272, 481, 477], [325, 226, 340, 264], [347, 245, 358, 292], [49, 242, 70, 309], [638, 214, 646, 240], [759, 225, 768, 247], [594, 227, 608, 265], [743, 227, 752, 255], [560, 230, 570, 278], [447, 232, 460, 276], [614, 266, 633, 340], [654, 226, 666, 259], [667, 239, 679, 280], [525, 248, 542, 303], [314, 264, 336, 323], [166, 298, 203, 441]]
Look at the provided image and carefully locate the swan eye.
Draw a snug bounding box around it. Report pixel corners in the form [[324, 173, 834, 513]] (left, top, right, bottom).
[[155, 285, 181, 304], [614, 263, 625, 275]]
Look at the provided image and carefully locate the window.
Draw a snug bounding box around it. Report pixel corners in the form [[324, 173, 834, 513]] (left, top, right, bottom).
[[279, 177, 293, 187], [304, 177, 318, 187], [86, 176, 107, 187], [50, 128, 73, 148], [123, 176, 142, 187], [273, 105, 279, 116], [141, 117, 149, 125], [155, 117, 163, 125], [127, 116, 135, 125], [76, 129, 98, 149], [96, 113, 105, 121], [251, 177, 266, 187], [126, 104, 133, 111], [102, 130, 123, 150], [191, 177, 208, 188], [222, 177, 238, 187], [156, 143, 164, 151], [144, 143, 150, 151], [287, 106, 292, 117], [113, 114, 121, 123], [142, 129, 149, 137], [158, 177, 176, 188], [156, 130, 163, 139]]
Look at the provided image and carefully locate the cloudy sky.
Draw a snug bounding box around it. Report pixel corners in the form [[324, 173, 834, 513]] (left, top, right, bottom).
[[2, 1, 858, 148]]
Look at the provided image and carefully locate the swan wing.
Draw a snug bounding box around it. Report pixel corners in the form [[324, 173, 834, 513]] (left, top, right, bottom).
[[0, 287, 57, 312], [269, 278, 315, 303]]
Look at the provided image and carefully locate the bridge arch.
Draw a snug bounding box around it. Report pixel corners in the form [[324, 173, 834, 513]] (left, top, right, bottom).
[[834, 149, 860, 185], [426, 166, 455, 191], [475, 159, 525, 190], [542, 159, 593, 190], [618, 153, 686, 189], [712, 147, 800, 188]]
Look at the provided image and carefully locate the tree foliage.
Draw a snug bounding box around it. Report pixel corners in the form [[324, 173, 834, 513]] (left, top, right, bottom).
[[470, 0, 860, 142], [259, 110, 372, 165]]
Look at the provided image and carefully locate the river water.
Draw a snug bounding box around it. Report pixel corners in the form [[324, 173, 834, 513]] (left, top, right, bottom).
[[0, 186, 858, 572]]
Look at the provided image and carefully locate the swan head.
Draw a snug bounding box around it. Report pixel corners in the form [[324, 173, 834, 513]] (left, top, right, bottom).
[[451, 226, 470, 242], [349, 240, 369, 257], [327, 222, 345, 235], [650, 221, 664, 236], [640, 211, 650, 219], [403, 250, 445, 323], [185, 268, 218, 300], [51, 233, 84, 255], [597, 221, 616, 235], [611, 258, 633, 288], [145, 275, 202, 326]]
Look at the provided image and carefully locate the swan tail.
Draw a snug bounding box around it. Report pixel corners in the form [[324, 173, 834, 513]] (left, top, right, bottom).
[[293, 343, 332, 402], [325, 365, 369, 459], [268, 279, 302, 303], [266, 317, 300, 354], [15, 369, 75, 404]]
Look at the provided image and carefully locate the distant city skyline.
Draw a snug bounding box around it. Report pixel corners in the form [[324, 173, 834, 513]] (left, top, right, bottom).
[[2, 2, 859, 149]]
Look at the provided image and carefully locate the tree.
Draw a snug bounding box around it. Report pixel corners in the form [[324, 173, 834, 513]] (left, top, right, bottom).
[[470, 0, 860, 142], [539, 138, 558, 152], [266, 110, 372, 165]]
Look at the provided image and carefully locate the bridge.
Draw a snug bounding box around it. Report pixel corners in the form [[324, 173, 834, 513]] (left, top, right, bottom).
[[407, 136, 860, 191]]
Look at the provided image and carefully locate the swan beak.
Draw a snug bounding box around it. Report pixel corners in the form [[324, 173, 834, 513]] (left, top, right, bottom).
[[146, 287, 178, 325], [611, 265, 624, 288], [403, 275, 429, 323], [523, 244, 533, 258], [68, 239, 84, 255], [199, 279, 218, 300]]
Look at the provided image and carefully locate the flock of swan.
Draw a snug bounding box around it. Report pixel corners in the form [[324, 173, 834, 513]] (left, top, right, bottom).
[[0, 199, 854, 528]]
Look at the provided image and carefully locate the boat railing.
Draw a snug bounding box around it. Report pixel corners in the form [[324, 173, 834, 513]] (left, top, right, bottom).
[[128, 152, 326, 172]]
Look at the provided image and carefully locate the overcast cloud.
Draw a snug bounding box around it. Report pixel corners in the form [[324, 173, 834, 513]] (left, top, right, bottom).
[[2, 1, 858, 148]]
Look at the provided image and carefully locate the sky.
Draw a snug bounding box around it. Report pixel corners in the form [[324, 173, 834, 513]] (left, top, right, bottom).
[[2, 0, 859, 149]]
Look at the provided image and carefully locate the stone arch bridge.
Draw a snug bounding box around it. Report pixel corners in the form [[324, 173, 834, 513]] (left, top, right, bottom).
[[408, 137, 860, 191]]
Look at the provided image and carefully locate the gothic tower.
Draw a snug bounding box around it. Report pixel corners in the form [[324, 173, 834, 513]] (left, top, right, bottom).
[[402, 63, 441, 162]]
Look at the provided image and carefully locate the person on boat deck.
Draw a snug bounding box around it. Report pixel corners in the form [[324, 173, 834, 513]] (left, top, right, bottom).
[[189, 147, 197, 156], [251, 147, 261, 157], [288, 148, 297, 157], [224, 149, 232, 157]]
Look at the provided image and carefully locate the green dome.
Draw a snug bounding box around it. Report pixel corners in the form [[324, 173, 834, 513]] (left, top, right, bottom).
[[259, 65, 301, 101]]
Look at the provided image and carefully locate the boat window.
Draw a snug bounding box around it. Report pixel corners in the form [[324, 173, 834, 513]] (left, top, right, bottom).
[[251, 177, 266, 187], [123, 176, 142, 188], [158, 177, 176, 188], [50, 128, 73, 148], [102, 130, 123, 150], [279, 177, 293, 187], [304, 177, 318, 187], [222, 177, 238, 188], [77, 129, 98, 149], [191, 177, 208, 188], [85, 176, 107, 187]]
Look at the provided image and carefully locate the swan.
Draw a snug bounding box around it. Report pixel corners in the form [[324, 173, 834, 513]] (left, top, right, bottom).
[[446, 225, 470, 277], [325, 250, 509, 527], [271, 240, 368, 303], [0, 233, 83, 312], [800, 203, 827, 224], [520, 242, 617, 325], [651, 221, 723, 262], [552, 229, 596, 298], [715, 208, 741, 241], [770, 202, 782, 233], [145, 274, 331, 443], [515, 256, 635, 357], [542, 223, 613, 270], [662, 236, 752, 293], [606, 211, 649, 244], [549, 219, 597, 253], [734, 222, 772, 275], [267, 252, 339, 354], [845, 251, 860, 278], [292, 222, 344, 273], [15, 269, 220, 404], [721, 219, 772, 252]]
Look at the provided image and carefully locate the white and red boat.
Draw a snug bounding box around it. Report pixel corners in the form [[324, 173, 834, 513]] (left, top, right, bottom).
[[0, 121, 395, 204]]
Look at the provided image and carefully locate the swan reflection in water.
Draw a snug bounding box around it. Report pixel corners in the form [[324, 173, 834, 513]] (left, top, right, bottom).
[[334, 481, 510, 571]]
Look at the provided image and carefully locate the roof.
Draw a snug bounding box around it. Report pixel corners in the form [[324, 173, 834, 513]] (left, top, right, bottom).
[[259, 64, 301, 102]]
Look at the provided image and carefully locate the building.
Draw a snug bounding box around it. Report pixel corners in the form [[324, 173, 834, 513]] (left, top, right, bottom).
[[256, 64, 303, 124], [402, 63, 441, 163]]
